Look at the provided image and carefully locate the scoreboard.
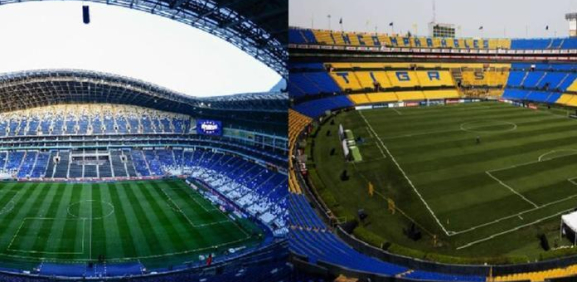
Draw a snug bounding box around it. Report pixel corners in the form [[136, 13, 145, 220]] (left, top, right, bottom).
[[197, 119, 222, 136]]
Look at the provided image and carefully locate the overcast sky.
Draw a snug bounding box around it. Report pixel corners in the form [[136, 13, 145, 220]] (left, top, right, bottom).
[[290, 0, 577, 38], [0, 1, 281, 97]]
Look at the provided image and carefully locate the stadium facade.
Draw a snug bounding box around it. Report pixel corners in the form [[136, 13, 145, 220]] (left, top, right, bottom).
[[0, 0, 290, 280], [289, 27, 577, 282], [0, 69, 290, 281]]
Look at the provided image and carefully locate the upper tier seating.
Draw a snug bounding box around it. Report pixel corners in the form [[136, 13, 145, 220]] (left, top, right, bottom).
[[289, 72, 341, 98], [0, 104, 191, 137], [189, 150, 288, 235], [505, 63, 577, 91], [348, 90, 460, 105], [501, 63, 577, 104], [305, 29, 512, 49], [289, 62, 511, 101], [289, 28, 577, 50], [293, 96, 354, 118], [328, 69, 454, 91], [289, 29, 317, 44], [458, 66, 510, 88]]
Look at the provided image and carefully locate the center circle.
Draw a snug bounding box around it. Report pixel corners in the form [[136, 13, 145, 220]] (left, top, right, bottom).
[[67, 200, 115, 220], [460, 120, 517, 133]]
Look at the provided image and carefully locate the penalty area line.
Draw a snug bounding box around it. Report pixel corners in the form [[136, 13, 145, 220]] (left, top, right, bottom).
[[457, 207, 574, 250], [485, 171, 538, 208]]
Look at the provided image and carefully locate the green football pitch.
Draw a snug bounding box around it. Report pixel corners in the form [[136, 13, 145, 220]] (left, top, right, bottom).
[[308, 101, 577, 263], [0, 179, 263, 270]]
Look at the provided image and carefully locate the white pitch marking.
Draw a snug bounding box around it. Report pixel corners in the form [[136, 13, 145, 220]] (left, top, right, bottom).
[[485, 170, 538, 208], [391, 108, 402, 115], [447, 191, 577, 236], [359, 110, 450, 236], [457, 207, 574, 250], [538, 149, 577, 162], [459, 120, 517, 134], [447, 150, 577, 237], [381, 128, 460, 140]]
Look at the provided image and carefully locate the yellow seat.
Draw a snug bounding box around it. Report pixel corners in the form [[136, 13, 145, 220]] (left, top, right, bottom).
[[397, 91, 425, 101], [367, 92, 399, 103], [423, 90, 460, 100], [288, 109, 313, 194], [348, 94, 371, 105], [556, 94, 574, 105]]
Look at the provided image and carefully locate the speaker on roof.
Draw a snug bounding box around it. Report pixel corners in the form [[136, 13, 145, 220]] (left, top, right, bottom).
[[83, 5, 90, 24]]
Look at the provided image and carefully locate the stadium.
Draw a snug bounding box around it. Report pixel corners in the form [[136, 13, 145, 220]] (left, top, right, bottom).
[[0, 0, 290, 281], [288, 12, 577, 282]]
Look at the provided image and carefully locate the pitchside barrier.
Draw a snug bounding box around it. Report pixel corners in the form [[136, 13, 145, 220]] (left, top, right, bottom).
[[353, 98, 483, 111], [0, 240, 289, 281], [292, 255, 508, 282]]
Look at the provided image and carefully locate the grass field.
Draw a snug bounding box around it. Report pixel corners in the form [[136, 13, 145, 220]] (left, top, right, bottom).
[[0, 179, 263, 270], [308, 101, 577, 263]]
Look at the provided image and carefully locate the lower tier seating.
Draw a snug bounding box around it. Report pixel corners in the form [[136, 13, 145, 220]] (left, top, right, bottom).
[[289, 190, 485, 281]]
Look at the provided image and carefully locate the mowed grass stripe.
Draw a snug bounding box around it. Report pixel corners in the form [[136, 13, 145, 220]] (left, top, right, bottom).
[[377, 113, 564, 151], [164, 181, 229, 223], [120, 182, 164, 256], [1, 183, 42, 252], [91, 184, 106, 261], [362, 106, 535, 134], [402, 127, 577, 175], [162, 182, 224, 222], [136, 182, 190, 252], [152, 181, 215, 247], [56, 184, 84, 259], [363, 102, 577, 231], [29, 183, 68, 253], [365, 104, 553, 137], [163, 181, 248, 245], [132, 182, 178, 254], [373, 110, 537, 133], [390, 112, 575, 149], [9, 183, 54, 253], [0, 180, 264, 266], [107, 183, 140, 258], [149, 181, 209, 249], [386, 102, 512, 119], [490, 155, 577, 204], [0, 183, 21, 212], [97, 183, 126, 261], [377, 107, 571, 213], [38, 184, 77, 255], [399, 127, 577, 181], [393, 120, 577, 161]]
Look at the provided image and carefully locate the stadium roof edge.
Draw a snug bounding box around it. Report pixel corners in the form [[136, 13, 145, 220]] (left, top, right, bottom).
[[0, 69, 287, 113], [0, 0, 288, 76]]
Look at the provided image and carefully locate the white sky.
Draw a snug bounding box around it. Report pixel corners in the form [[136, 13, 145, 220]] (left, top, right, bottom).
[[0, 1, 281, 97], [290, 0, 577, 38]]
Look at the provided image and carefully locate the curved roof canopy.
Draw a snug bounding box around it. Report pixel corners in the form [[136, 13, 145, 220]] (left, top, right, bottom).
[[0, 0, 287, 76], [0, 69, 287, 133]]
